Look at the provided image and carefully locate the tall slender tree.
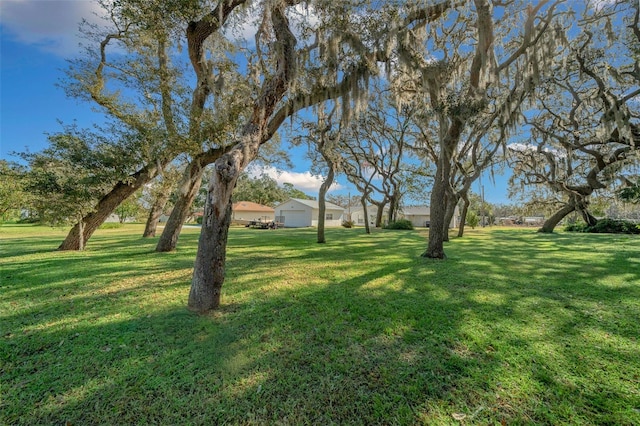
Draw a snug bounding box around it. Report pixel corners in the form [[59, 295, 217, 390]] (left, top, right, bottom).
[[294, 103, 343, 243], [142, 164, 182, 237]]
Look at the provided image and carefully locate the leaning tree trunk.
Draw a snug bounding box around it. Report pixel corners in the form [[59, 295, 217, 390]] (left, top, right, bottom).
[[59, 162, 161, 250], [442, 192, 458, 242], [156, 163, 206, 252], [317, 166, 335, 244], [143, 191, 171, 238], [580, 209, 598, 227], [539, 203, 576, 233], [576, 198, 598, 227], [457, 194, 470, 238]]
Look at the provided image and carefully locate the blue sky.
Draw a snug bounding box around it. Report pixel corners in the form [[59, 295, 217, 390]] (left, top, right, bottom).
[[0, 0, 511, 205]]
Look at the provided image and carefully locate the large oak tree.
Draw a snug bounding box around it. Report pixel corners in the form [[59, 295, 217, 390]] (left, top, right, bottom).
[[508, 0, 640, 232], [391, 0, 563, 258]]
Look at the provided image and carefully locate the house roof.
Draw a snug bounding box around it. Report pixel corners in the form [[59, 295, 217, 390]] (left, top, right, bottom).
[[232, 201, 274, 212], [283, 198, 344, 211], [401, 205, 431, 215]]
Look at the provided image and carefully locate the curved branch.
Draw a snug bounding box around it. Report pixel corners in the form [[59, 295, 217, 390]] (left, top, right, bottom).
[[187, 1, 248, 136]]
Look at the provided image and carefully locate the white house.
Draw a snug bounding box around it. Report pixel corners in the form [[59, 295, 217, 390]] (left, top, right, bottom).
[[349, 204, 460, 228], [350, 205, 390, 226], [399, 205, 460, 228], [274, 198, 345, 228], [399, 206, 431, 228]]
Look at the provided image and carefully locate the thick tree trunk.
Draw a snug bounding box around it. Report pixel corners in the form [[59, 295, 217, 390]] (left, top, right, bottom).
[[539, 203, 576, 233], [189, 175, 234, 313], [388, 194, 398, 224], [156, 164, 206, 252], [188, 141, 264, 313], [58, 162, 160, 250], [77, 219, 85, 252], [143, 191, 171, 238], [576, 198, 597, 227], [424, 168, 448, 258], [424, 141, 455, 258], [188, 4, 296, 313], [317, 166, 334, 244], [457, 195, 470, 238], [374, 202, 386, 228]]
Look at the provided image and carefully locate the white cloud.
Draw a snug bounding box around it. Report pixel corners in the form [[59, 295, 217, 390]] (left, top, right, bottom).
[[247, 165, 344, 194], [507, 143, 564, 157], [230, 3, 319, 46], [0, 0, 103, 56], [507, 142, 537, 152], [1, 1, 320, 56], [591, 0, 617, 11]]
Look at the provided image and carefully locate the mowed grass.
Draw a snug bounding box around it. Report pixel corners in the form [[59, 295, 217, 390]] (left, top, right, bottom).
[[1, 224, 639, 425]]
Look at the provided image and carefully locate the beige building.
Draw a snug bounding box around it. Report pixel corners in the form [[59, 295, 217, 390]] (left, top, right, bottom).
[[231, 201, 275, 224], [399, 205, 460, 228]]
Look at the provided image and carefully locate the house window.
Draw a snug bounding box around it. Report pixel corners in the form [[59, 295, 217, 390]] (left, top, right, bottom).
[[325, 213, 333, 220], [358, 218, 364, 224]]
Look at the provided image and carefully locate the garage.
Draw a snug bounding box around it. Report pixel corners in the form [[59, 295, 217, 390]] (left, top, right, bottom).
[[280, 209, 308, 228]]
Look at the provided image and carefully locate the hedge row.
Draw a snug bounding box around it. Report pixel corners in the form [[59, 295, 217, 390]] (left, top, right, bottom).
[[565, 218, 640, 234]]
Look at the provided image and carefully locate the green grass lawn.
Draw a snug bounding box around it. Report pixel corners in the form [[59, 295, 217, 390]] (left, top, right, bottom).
[[1, 224, 639, 425]]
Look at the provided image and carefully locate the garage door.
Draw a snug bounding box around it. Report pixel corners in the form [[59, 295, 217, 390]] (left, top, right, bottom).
[[280, 210, 308, 227]]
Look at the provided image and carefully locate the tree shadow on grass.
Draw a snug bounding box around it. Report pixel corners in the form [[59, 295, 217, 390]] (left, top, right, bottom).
[[3, 277, 482, 424], [2, 227, 639, 424]]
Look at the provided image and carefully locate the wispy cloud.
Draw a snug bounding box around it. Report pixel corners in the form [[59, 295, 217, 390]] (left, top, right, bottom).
[[0, 0, 103, 57], [507, 143, 564, 157], [247, 165, 343, 194]]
